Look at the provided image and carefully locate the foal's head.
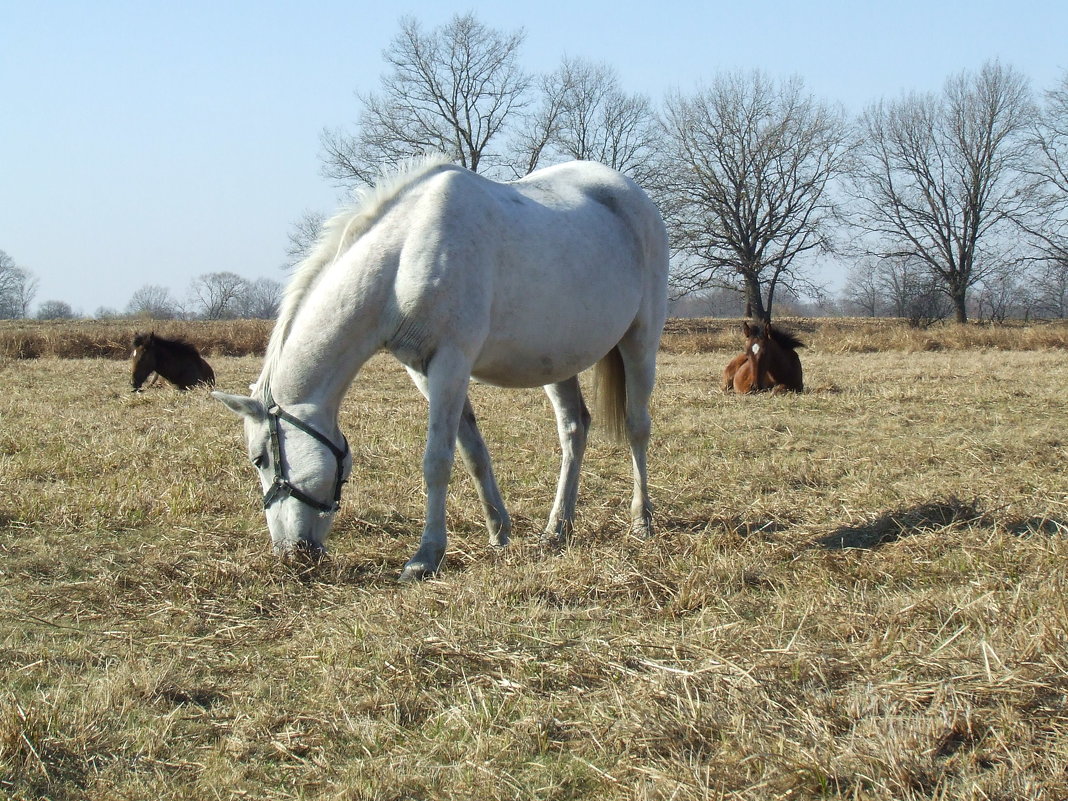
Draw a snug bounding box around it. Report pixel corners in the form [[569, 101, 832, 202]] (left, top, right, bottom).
[[742, 321, 774, 389], [131, 332, 157, 390]]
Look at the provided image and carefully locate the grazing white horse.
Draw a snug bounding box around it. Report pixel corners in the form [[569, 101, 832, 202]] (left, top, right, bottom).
[[214, 156, 668, 580]]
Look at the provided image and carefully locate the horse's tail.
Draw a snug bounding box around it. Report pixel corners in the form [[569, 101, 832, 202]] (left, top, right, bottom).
[[593, 346, 627, 444]]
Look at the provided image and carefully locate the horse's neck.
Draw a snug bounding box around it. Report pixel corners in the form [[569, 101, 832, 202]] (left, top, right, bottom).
[[267, 338, 364, 421], [266, 266, 391, 418], [756, 343, 782, 383]]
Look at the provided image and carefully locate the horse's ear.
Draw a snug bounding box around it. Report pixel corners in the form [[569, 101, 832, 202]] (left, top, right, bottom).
[[742, 322, 752, 337], [763, 322, 772, 337], [212, 391, 266, 421]]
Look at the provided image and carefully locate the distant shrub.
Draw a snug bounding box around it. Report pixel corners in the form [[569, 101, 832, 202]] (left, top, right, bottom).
[[1, 317, 1065, 361], [0, 319, 273, 360], [661, 317, 1068, 354]]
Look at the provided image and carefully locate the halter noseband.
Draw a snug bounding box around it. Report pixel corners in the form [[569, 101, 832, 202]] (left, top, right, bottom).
[[262, 392, 349, 516]]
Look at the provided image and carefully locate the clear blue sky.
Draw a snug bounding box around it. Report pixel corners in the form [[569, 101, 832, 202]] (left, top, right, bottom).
[[3, 0, 1066, 314]]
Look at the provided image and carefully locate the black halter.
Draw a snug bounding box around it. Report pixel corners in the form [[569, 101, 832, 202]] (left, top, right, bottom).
[[262, 392, 349, 516]]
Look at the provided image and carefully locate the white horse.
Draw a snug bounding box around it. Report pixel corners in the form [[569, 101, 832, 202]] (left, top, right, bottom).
[[214, 157, 668, 581]]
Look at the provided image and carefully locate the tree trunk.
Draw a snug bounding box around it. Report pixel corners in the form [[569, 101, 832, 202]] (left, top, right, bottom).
[[952, 290, 968, 323], [743, 274, 768, 322]]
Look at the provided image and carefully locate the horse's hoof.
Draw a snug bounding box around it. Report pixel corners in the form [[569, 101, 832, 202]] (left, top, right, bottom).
[[398, 557, 440, 582], [539, 534, 565, 553], [398, 566, 430, 582], [631, 523, 655, 541]]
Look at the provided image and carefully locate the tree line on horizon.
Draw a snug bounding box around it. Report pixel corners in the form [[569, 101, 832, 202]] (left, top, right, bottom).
[[0, 258, 283, 322], [3, 12, 1067, 325]]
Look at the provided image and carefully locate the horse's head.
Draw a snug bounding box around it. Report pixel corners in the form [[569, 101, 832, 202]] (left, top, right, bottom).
[[742, 321, 772, 390], [213, 391, 351, 559], [131, 332, 157, 391]]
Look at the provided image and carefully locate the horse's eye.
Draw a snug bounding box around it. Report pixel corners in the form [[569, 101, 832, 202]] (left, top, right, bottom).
[[252, 455, 267, 469]]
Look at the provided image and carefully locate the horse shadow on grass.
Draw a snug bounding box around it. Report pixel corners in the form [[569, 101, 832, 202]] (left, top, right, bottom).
[[1002, 516, 1068, 538], [816, 499, 981, 550], [816, 498, 1068, 550]]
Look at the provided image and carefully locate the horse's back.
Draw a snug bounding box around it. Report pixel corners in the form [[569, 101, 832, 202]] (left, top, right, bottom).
[[152, 338, 215, 389], [389, 162, 667, 387]]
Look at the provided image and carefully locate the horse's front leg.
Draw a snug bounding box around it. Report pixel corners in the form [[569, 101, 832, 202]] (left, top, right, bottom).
[[543, 377, 590, 548], [400, 350, 472, 582], [722, 352, 746, 392], [404, 367, 511, 548]]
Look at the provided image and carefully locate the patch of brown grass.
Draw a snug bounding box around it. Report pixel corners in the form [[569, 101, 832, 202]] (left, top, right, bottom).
[[1, 347, 1067, 799], [0, 319, 271, 360], [4, 316, 1067, 363], [662, 317, 1068, 354]]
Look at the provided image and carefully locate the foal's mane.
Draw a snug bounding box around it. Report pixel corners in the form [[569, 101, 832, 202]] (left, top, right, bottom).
[[256, 154, 452, 400], [766, 326, 805, 352], [141, 332, 201, 358]]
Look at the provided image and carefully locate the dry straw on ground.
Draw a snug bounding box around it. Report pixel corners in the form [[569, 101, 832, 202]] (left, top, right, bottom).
[[1, 320, 1067, 800]]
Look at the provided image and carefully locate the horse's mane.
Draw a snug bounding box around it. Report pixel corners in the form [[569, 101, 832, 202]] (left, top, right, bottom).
[[141, 332, 202, 358], [768, 326, 805, 351], [256, 154, 453, 400]]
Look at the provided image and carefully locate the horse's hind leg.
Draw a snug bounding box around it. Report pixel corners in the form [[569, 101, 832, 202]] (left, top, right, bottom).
[[543, 376, 591, 547], [404, 363, 510, 555], [617, 335, 660, 539]]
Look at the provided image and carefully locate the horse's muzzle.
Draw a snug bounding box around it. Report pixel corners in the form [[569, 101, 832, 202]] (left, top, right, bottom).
[[276, 538, 327, 563]]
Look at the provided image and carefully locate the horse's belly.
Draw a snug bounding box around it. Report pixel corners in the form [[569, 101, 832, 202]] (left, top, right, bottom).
[[471, 323, 630, 388], [470, 270, 644, 387]]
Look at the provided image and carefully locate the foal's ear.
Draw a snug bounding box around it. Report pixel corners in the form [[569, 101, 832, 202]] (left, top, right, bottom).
[[212, 391, 266, 421], [742, 322, 752, 336]]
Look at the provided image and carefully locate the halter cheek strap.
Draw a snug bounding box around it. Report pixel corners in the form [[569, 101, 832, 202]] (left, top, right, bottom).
[[262, 393, 349, 516]]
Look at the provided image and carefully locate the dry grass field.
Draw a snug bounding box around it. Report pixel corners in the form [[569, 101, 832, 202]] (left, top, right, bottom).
[[1, 320, 1067, 800]]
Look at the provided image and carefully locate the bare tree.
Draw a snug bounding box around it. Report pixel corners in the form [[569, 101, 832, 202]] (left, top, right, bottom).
[[1031, 257, 1068, 318], [850, 61, 1035, 323], [36, 300, 76, 320], [126, 284, 180, 319], [872, 255, 951, 326], [667, 287, 745, 318], [1034, 73, 1068, 194], [189, 272, 248, 320], [520, 58, 659, 183], [236, 277, 284, 319], [284, 210, 326, 269], [841, 258, 885, 317], [511, 70, 569, 177], [657, 71, 851, 322], [1020, 70, 1068, 309], [0, 250, 38, 319], [974, 265, 1028, 322], [321, 13, 530, 187]]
